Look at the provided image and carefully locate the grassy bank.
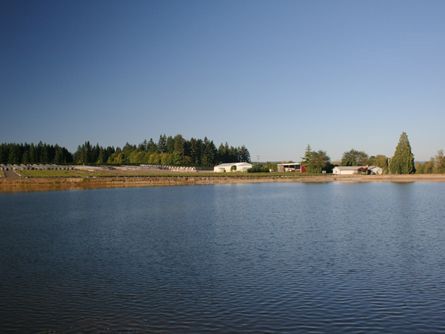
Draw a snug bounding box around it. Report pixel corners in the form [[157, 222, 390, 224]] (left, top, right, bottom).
[[1, 173, 331, 192], [2, 173, 445, 193]]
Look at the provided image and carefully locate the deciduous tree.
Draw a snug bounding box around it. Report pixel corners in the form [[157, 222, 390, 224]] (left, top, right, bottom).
[[341, 149, 368, 166]]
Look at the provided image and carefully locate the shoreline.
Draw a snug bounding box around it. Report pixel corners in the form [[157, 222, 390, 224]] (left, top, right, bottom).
[[1, 174, 445, 193]]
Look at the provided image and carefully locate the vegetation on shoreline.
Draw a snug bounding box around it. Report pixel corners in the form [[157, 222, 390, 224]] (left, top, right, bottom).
[[2, 132, 445, 175], [0, 142, 73, 165], [301, 146, 332, 173], [415, 150, 445, 174], [389, 132, 415, 174], [310, 132, 442, 174]]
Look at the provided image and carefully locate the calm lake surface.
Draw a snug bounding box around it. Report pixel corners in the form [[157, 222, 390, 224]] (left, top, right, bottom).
[[1, 183, 445, 333]]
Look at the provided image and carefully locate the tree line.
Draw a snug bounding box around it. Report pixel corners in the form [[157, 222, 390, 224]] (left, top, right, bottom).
[[0, 142, 73, 165], [415, 150, 445, 174], [0, 134, 250, 167], [2, 132, 443, 174]]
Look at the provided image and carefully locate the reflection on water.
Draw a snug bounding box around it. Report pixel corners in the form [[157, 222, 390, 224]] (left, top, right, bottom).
[[1, 183, 445, 333]]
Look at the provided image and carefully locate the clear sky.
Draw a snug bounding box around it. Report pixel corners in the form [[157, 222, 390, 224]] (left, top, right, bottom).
[[1, 0, 444, 161]]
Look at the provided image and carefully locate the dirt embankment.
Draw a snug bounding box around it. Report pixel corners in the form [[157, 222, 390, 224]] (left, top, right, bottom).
[[1, 174, 445, 192]]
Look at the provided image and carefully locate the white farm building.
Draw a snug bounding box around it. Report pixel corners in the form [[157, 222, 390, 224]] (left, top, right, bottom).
[[332, 166, 363, 175], [213, 162, 253, 173], [333, 166, 383, 175]]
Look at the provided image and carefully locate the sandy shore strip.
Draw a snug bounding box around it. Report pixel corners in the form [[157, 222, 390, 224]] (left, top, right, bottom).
[[1, 174, 445, 192]]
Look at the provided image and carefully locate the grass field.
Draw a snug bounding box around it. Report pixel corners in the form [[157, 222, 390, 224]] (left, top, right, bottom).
[[18, 169, 317, 179], [0, 169, 4, 178]]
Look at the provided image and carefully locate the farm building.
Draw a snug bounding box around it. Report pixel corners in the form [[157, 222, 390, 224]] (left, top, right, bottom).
[[213, 162, 253, 173], [277, 162, 304, 173], [368, 166, 384, 175], [333, 166, 383, 175], [333, 166, 365, 175]]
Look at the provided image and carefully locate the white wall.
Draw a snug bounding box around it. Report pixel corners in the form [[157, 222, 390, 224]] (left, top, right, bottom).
[[214, 164, 252, 173], [333, 168, 358, 175]]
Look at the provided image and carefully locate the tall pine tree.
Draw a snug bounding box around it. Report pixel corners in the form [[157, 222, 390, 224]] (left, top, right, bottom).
[[390, 132, 415, 174]]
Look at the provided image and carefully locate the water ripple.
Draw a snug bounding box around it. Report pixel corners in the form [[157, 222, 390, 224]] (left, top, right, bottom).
[[1, 184, 445, 332]]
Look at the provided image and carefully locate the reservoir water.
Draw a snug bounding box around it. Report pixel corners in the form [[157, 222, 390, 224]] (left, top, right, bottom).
[[1, 183, 445, 333]]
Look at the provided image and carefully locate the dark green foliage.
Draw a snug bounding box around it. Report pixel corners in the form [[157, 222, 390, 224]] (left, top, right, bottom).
[[0, 142, 73, 164], [166, 136, 175, 153], [217, 143, 249, 164], [189, 138, 202, 165], [1, 135, 251, 167], [73, 142, 117, 165], [389, 132, 416, 174], [341, 149, 368, 166], [201, 137, 217, 167], [157, 135, 167, 153], [434, 150, 445, 173], [173, 135, 185, 158], [302, 145, 332, 173], [248, 164, 270, 173], [146, 138, 158, 153], [238, 146, 250, 163]]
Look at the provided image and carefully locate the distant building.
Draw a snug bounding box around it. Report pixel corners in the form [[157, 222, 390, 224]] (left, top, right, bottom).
[[213, 162, 253, 173], [333, 166, 384, 175], [277, 162, 303, 173], [368, 166, 383, 175], [333, 166, 364, 175]]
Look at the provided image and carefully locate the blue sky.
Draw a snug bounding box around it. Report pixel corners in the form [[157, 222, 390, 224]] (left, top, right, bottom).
[[1, 0, 444, 161]]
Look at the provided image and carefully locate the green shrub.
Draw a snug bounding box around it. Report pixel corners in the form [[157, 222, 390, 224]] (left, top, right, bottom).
[[248, 165, 270, 173]]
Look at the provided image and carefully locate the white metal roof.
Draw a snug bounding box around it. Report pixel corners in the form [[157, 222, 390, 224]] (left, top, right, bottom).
[[277, 162, 301, 166], [214, 162, 252, 167], [333, 166, 365, 170]]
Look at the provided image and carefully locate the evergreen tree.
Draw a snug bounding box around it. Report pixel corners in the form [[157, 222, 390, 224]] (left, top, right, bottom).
[[106, 146, 115, 162], [434, 150, 445, 173], [8, 145, 20, 164], [29, 144, 37, 163], [97, 148, 106, 165], [0, 145, 6, 164], [173, 135, 185, 158], [146, 138, 157, 153], [301, 145, 312, 166], [54, 145, 64, 164], [189, 138, 202, 165], [217, 143, 229, 163], [238, 146, 250, 162], [201, 137, 217, 166], [0, 135, 248, 167], [166, 136, 175, 153], [139, 140, 148, 152], [389, 132, 416, 174], [302, 145, 331, 173], [158, 135, 167, 153]]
